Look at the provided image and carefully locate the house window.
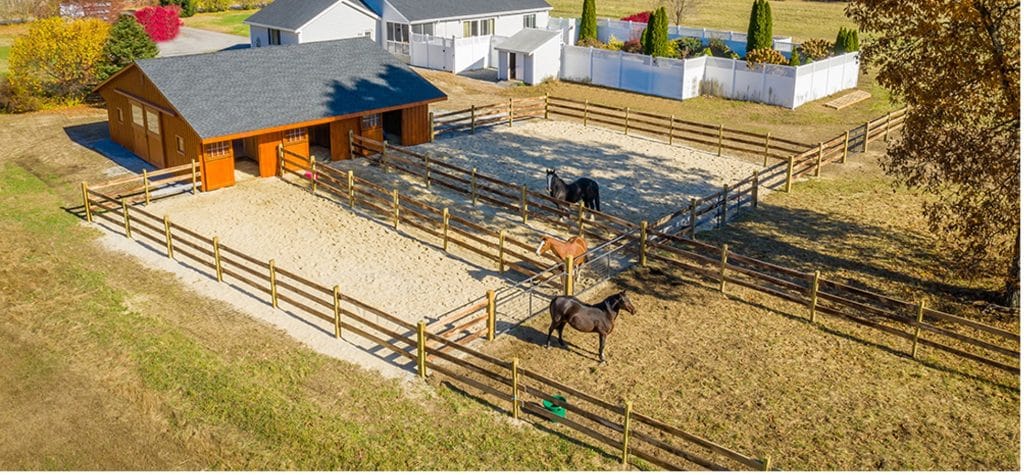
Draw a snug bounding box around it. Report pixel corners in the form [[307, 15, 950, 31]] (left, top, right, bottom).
[[205, 141, 230, 158], [523, 14, 536, 28], [361, 114, 381, 129], [386, 22, 409, 43], [131, 104, 144, 126], [463, 18, 494, 37], [175, 135, 185, 155], [411, 22, 433, 37], [284, 128, 306, 142], [268, 28, 281, 45], [116, 107, 124, 123], [145, 110, 160, 135]]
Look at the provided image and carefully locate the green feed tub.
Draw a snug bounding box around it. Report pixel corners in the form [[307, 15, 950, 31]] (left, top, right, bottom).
[[542, 394, 567, 421]]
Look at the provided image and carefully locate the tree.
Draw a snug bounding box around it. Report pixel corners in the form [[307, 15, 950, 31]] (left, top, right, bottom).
[[7, 17, 110, 105], [745, 0, 773, 53], [847, 0, 1021, 306], [161, 0, 196, 17], [660, 0, 704, 26], [642, 7, 671, 57], [833, 27, 860, 55], [99, 15, 157, 80], [579, 0, 598, 42]]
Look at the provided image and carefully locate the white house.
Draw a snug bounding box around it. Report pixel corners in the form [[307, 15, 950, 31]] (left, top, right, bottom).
[[245, 0, 379, 47], [495, 28, 561, 84]]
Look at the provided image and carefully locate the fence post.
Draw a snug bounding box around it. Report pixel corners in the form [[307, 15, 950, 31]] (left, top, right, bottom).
[[863, 120, 870, 152], [471, 167, 478, 206], [471, 105, 477, 134], [347, 170, 355, 207], [809, 270, 821, 323], [382, 140, 389, 172], [310, 157, 318, 193], [564, 255, 574, 295], [442, 207, 450, 251], [511, 357, 520, 419], [348, 129, 355, 157], [392, 189, 399, 229], [689, 198, 698, 239], [639, 220, 648, 267], [191, 159, 198, 194], [429, 111, 435, 143], [624, 107, 630, 135], [213, 236, 223, 283], [583, 100, 590, 127], [498, 230, 506, 273], [143, 169, 151, 205], [333, 285, 342, 339], [911, 300, 925, 358], [752, 171, 760, 208], [668, 115, 675, 145], [762, 132, 771, 166], [277, 144, 284, 178], [577, 201, 585, 236], [884, 112, 892, 142], [486, 289, 496, 341], [719, 244, 729, 293], [121, 198, 131, 238], [763, 456, 773, 471], [621, 400, 633, 468], [815, 142, 824, 177], [785, 156, 795, 193], [841, 130, 849, 164], [508, 97, 514, 127], [81, 182, 93, 222], [719, 184, 728, 228], [163, 215, 173, 259], [520, 184, 528, 223], [717, 124, 724, 156], [269, 259, 278, 309], [423, 155, 432, 188], [544, 93, 550, 120], [417, 320, 427, 378]]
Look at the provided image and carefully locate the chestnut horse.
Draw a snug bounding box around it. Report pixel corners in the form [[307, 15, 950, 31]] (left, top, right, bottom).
[[535, 235, 588, 267]]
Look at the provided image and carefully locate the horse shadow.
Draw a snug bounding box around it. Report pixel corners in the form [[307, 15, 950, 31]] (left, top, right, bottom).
[[504, 324, 603, 362]]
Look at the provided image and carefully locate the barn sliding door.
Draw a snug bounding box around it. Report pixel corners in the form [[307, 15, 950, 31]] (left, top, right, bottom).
[[129, 102, 149, 163], [144, 107, 165, 168]]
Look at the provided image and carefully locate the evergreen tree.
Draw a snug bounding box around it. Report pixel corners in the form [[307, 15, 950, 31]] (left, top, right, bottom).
[[745, 0, 773, 53], [646, 7, 671, 57], [160, 0, 195, 17], [579, 0, 598, 42], [834, 27, 860, 54], [99, 16, 158, 80]]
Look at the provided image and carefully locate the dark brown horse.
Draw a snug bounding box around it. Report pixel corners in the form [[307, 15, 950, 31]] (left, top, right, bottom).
[[546, 291, 636, 362]]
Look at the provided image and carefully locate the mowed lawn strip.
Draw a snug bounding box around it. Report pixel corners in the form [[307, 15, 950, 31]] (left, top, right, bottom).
[[0, 110, 616, 470], [181, 9, 257, 37]]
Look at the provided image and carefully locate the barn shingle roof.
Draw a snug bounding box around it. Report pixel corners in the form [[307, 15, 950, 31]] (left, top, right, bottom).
[[388, 0, 551, 22], [134, 38, 446, 140]]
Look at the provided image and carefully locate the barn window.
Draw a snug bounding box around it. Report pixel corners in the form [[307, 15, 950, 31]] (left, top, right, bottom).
[[204, 141, 230, 158], [131, 104, 144, 126], [523, 14, 536, 28], [284, 128, 306, 142], [361, 114, 381, 129], [117, 107, 124, 123], [175, 135, 185, 155], [145, 109, 160, 135]]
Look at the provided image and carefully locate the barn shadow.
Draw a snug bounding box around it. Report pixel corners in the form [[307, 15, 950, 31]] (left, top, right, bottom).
[[63, 122, 157, 174]]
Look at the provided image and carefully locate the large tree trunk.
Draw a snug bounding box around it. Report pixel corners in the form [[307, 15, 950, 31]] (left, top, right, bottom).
[[1007, 229, 1020, 308]]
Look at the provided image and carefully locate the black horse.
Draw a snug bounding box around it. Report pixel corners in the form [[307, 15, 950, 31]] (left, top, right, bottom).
[[546, 291, 636, 362], [546, 169, 600, 213]]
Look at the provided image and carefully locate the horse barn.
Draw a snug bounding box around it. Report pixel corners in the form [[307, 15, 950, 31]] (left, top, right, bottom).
[[95, 38, 447, 191]]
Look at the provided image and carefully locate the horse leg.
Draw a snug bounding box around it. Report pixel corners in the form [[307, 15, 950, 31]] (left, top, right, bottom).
[[598, 333, 606, 363], [557, 322, 568, 347], [545, 320, 556, 347]]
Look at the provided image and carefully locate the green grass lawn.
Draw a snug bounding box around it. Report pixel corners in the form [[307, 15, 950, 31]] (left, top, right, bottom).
[[549, 0, 855, 42], [0, 45, 10, 78], [182, 9, 256, 37]]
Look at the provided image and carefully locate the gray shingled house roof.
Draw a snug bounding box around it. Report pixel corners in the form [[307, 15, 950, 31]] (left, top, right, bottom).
[[388, 0, 551, 22], [133, 38, 446, 140], [495, 28, 560, 54], [245, 0, 376, 31]]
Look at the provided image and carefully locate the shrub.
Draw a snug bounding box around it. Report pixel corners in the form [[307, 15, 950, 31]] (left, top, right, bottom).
[[641, 7, 672, 57], [160, 0, 195, 17], [746, 0, 773, 52], [621, 38, 643, 54], [797, 38, 832, 61], [834, 27, 859, 54], [579, 0, 597, 42], [788, 50, 801, 66], [708, 38, 735, 58], [606, 34, 624, 51], [576, 37, 605, 48], [135, 5, 182, 42], [674, 36, 703, 58], [7, 17, 110, 108], [196, 0, 231, 12], [620, 11, 650, 23], [745, 47, 786, 67], [100, 15, 158, 80]]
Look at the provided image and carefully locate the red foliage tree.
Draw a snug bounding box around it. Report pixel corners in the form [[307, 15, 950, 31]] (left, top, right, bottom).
[[620, 11, 651, 23], [134, 5, 181, 42]]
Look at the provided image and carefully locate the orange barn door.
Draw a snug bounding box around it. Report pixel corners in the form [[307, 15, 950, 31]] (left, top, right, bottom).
[[144, 107, 165, 168]]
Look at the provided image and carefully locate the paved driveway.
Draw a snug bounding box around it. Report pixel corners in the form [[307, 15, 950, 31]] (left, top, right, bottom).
[[158, 27, 249, 57]]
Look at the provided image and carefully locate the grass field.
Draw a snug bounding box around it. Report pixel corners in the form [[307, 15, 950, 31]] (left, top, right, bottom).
[[0, 109, 616, 470], [181, 9, 257, 37], [0, 23, 27, 78]]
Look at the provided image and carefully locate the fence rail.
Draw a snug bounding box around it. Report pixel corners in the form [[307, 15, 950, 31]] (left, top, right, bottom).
[[79, 180, 772, 472]]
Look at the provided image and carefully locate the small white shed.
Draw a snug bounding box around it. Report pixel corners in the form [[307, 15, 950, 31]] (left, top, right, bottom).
[[495, 28, 562, 85]]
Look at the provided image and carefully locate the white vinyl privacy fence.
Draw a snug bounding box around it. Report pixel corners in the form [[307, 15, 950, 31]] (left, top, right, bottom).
[[549, 17, 794, 54], [560, 45, 860, 108], [409, 34, 507, 74]]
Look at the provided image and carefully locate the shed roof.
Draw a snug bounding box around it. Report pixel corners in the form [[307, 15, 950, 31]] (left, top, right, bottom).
[[130, 38, 446, 140], [388, 0, 551, 22], [245, 0, 376, 31], [495, 28, 560, 54]]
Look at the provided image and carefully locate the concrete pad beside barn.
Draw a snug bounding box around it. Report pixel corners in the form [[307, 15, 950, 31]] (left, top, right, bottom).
[[157, 27, 249, 57]]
